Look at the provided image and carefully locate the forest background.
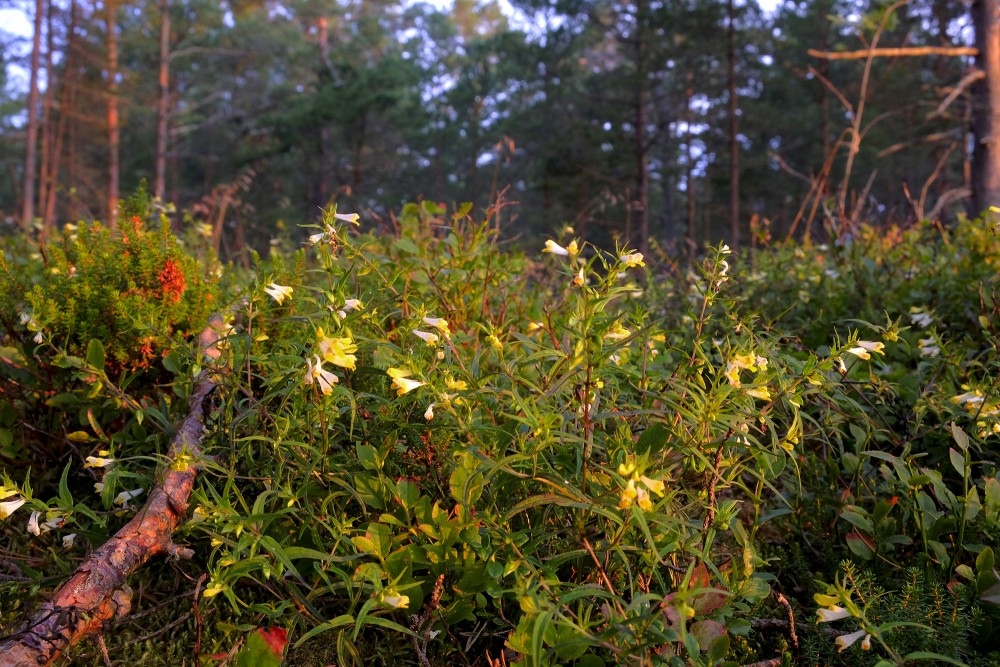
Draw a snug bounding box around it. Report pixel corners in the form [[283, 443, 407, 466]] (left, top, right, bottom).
[[0, 0, 996, 254]]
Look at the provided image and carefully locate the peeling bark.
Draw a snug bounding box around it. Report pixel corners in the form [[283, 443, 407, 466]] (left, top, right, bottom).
[[0, 323, 222, 667]]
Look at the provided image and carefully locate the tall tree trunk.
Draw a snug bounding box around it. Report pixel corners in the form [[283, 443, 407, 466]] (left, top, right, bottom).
[[971, 0, 1000, 214], [43, 0, 76, 231], [316, 16, 331, 215], [727, 0, 741, 249], [106, 0, 120, 228], [154, 0, 170, 202], [633, 0, 649, 255], [685, 70, 696, 263], [21, 0, 45, 231], [38, 0, 55, 239]]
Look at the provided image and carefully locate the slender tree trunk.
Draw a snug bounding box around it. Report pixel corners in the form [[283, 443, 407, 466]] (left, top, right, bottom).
[[38, 0, 55, 239], [154, 0, 170, 202], [106, 0, 120, 228], [685, 70, 696, 263], [727, 0, 740, 249], [43, 0, 76, 231], [316, 16, 331, 215], [971, 0, 1000, 214], [633, 0, 649, 255], [21, 0, 45, 231]]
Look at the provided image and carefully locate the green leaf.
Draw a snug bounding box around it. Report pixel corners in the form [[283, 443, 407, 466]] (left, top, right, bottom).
[[949, 448, 966, 477], [977, 547, 995, 574], [86, 338, 106, 371], [162, 350, 182, 374], [293, 615, 354, 648], [951, 422, 970, 452], [902, 651, 967, 666]]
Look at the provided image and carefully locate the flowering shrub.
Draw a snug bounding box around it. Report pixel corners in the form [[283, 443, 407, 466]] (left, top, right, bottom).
[[1, 205, 999, 665]]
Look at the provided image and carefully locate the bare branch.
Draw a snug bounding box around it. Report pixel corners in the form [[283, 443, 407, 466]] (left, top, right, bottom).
[[808, 46, 978, 60], [927, 69, 985, 120]]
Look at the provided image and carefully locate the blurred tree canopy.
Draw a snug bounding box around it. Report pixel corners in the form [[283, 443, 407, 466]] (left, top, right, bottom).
[[0, 0, 990, 254]]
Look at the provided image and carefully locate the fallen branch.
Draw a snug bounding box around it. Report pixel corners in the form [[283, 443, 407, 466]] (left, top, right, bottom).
[[808, 46, 978, 61], [0, 322, 223, 667]]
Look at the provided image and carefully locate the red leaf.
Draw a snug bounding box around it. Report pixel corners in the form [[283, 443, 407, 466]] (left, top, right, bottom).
[[256, 627, 288, 657]]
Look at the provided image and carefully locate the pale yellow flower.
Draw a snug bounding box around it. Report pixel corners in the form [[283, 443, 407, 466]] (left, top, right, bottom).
[[816, 606, 851, 622], [572, 267, 586, 287], [388, 368, 425, 396], [413, 329, 439, 346], [835, 629, 868, 652], [84, 456, 115, 469], [264, 283, 293, 305], [543, 239, 570, 256], [0, 495, 26, 519], [422, 316, 452, 338], [114, 488, 145, 505], [747, 387, 772, 401], [640, 475, 665, 496], [27, 510, 40, 536], [621, 252, 645, 268], [304, 355, 339, 395], [62, 533, 77, 548], [424, 403, 435, 420]]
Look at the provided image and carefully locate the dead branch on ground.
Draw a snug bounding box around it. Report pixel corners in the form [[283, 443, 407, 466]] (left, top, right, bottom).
[[0, 320, 224, 667]]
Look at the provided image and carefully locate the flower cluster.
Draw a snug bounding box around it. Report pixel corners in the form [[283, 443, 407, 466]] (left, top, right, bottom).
[[617, 461, 666, 511]]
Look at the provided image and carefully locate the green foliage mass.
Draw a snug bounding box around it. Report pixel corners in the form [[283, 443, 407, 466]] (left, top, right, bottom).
[[2, 192, 219, 379], [2, 207, 1000, 666]]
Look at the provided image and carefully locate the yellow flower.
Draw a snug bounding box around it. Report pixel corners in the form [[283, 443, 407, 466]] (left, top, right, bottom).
[[445, 376, 468, 391], [488, 334, 503, 351], [263, 283, 293, 305], [604, 322, 631, 340], [317, 328, 357, 370], [304, 355, 339, 395], [413, 329, 439, 346], [84, 456, 115, 469], [621, 252, 645, 268], [527, 321, 545, 333], [572, 267, 586, 287], [203, 581, 227, 598], [622, 478, 638, 501], [725, 363, 741, 387], [747, 387, 772, 401], [618, 461, 636, 477], [636, 486, 653, 511], [382, 593, 409, 609]]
